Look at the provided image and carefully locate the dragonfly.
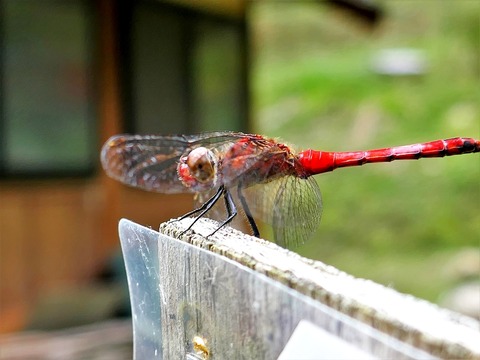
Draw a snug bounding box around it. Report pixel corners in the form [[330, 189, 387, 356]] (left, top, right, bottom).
[[101, 132, 479, 248]]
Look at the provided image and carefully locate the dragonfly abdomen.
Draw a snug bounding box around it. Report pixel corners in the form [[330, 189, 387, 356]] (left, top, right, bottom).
[[298, 137, 480, 175]]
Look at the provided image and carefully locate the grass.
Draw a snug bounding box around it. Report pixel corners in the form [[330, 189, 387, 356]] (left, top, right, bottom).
[[250, 1, 479, 303]]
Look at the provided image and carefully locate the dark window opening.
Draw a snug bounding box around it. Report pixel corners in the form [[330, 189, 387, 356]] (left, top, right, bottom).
[[117, 1, 248, 135], [0, 0, 97, 178]]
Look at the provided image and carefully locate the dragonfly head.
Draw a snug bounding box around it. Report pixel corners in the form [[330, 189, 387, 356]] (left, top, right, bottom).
[[178, 147, 218, 191]]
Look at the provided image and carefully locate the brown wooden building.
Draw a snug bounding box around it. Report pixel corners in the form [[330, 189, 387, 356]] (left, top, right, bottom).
[[0, 0, 248, 333]]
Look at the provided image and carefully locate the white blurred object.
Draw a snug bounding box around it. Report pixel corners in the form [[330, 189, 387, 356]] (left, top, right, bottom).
[[440, 282, 480, 320], [371, 48, 428, 76]]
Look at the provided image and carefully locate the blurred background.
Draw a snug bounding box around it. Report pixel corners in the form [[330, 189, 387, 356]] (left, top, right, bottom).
[[0, 0, 478, 357]]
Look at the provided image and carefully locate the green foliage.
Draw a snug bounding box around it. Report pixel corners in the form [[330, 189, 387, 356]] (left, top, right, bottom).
[[252, 1, 479, 303]]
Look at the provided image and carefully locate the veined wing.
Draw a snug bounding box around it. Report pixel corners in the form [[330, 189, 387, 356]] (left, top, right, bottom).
[[100, 132, 247, 193], [243, 175, 322, 248], [193, 175, 323, 248]]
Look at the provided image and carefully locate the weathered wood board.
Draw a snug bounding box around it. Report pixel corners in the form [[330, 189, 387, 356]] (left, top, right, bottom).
[[119, 218, 480, 360]]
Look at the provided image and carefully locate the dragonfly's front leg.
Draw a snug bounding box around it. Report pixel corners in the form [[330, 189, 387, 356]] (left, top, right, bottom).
[[178, 186, 224, 235], [208, 188, 238, 237]]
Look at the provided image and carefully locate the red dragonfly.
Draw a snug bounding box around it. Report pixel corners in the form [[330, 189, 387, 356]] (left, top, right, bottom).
[[101, 132, 479, 248]]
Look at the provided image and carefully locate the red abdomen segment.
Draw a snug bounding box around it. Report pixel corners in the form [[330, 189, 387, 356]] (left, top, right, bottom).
[[297, 137, 480, 175]]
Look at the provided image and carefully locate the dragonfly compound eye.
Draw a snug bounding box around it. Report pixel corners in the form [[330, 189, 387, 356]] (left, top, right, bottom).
[[186, 147, 217, 183]]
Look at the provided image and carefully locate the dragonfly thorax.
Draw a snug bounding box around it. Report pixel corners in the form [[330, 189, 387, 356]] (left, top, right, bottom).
[[178, 147, 218, 191]]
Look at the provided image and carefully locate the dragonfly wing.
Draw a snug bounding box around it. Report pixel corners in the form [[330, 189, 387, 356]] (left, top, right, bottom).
[[101, 132, 246, 193], [243, 176, 322, 248], [272, 176, 322, 248], [101, 134, 190, 193]]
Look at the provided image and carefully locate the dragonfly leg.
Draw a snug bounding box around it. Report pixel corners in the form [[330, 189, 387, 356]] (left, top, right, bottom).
[[208, 188, 238, 237], [237, 185, 260, 238], [179, 186, 224, 220], [178, 186, 224, 235]]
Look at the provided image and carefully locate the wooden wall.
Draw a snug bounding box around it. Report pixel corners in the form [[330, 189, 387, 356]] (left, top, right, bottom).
[[0, 0, 248, 333], [0, 0, 195, 333], [1, 181, 103, 332], [0, 179, 193, 333]]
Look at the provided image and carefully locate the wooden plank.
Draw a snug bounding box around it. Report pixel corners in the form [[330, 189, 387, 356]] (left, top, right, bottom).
[[97, 0, 123, 256], [0, 192, 30, 332], [0, 319, 132, 359], [119, 219, 480, 359]]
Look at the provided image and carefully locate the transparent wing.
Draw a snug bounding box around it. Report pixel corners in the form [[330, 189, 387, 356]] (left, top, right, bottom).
[[243, 176, 322, 248], [100, 132, 246, 193], [271, 176, 322, 248], [192, 175, 322, 248]]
